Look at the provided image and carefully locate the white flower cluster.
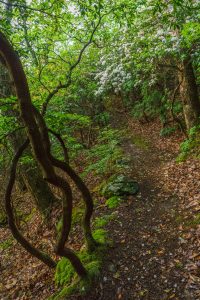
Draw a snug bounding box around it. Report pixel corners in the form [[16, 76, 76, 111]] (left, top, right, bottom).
[[94, 49, 132, 96]]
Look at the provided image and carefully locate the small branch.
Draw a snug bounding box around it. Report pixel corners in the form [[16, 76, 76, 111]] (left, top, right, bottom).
[[0, 0, 56, 17], [0, 126, 25, 144], [49, 154, 98, 252], [41, 15, 103, 115], [19, 8, 39, 67], [48, 129, 69, 164], [41, 81, 71, 115]]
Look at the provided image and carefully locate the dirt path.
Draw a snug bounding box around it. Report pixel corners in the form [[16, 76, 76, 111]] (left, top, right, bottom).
[[76, 122, 189, 300], [1, 118, 196, 300]]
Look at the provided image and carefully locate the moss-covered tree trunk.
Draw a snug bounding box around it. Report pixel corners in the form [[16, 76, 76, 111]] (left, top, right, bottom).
[[179, 56, 200, 130], [0, 63, 57, 216]]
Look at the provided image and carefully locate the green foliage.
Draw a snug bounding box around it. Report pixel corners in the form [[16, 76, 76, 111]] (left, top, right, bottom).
[[190, 214, 200, 226], [1, 1, 200, 297], [55, 218, 63, 235], [132, 87, 166, 121], [132, 86, 182, 128], [85, 260, 101, 279], [46, 112, 91, 133], [19, 155, 34, 166], [105, 196, 121, 209], [53, 243, 106, 299], [0, 115, 17, 140], [177, 125, 200, 161], [52, 257, 102, 300], [160, 126, 177, 137], [94, 214, 115, 227], [84, 127, 127, 177], [182, 22, 200, 48], [55, 258, 75, 287], [92, 229, 107, 244], [56, 206, 84, 236], [23, 208, 36, 223], [53, 197, 112, 298], [94, 112, 110, 126]]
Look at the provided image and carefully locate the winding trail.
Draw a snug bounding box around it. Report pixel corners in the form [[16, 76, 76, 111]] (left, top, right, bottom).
[[77, 119, 188, 300]]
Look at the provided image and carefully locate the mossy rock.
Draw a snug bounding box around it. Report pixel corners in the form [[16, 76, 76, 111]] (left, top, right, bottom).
[[101, 174, 139, 198]]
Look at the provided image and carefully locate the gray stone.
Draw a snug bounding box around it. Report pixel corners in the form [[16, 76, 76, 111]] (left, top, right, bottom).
[[101, 174, 139, 198]]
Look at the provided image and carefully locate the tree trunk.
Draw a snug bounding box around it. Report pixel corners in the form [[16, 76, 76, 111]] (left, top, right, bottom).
[[0, 62, 57, 216], [179, 56, 200, 130], [21, 162, 56, 215]]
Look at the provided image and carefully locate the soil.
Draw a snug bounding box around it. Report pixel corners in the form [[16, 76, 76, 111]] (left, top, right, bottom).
[[70, 117, 199, 300], [1, 116, 199, 300]]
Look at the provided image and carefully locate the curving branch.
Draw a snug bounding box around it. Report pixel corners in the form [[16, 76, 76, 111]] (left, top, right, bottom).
[[48, 129, 98, 251], [0, 0, 57, 17], [33, 106, 98, 251], [41, 14, 103, 115], [5, 139, 56, 268], [0, 31, 87, 277], [48, 128, 69, 164]]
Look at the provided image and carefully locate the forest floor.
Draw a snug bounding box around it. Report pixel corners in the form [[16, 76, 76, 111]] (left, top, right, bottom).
[[0, 116, 200, 300], [72, 116, 200, 300]]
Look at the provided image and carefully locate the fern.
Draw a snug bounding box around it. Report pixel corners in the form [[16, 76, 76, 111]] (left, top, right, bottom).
[[105, 196, 121, 209]]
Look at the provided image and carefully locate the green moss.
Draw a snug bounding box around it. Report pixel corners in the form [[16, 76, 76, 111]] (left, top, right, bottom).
[[51, 244, 107, 300], [56, 206, 84, 235], [51, 261, 102, 300], [49, 282, 78, 300], [105, 196, 121, 209], [131, 135, 149, 149], [93, 228, 107, 244], [94, 214, 115, 228], [55, 258, 75, 287], [52, 194, 114, 299]]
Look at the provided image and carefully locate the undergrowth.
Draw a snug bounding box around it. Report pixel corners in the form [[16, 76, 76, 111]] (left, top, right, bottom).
[[131, 135, 149, 150], [105, 196, 122, 208], [51, 213, 114, 299], [177, 124, 200, 162], [83, 127, 128, 178], [51, 125, 128, 299]]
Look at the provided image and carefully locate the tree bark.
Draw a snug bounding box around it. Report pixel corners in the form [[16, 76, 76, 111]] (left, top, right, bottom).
[[0, 31, 88, 277], [5, 140, 56, 268], [179, 55, 200, 130], [0, 62, 57, 216]]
